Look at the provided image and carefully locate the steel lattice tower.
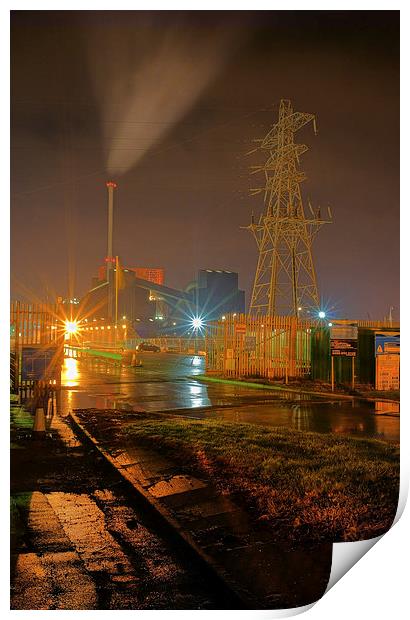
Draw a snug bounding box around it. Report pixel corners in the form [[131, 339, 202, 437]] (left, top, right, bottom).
[[245, 99, 332, 317]]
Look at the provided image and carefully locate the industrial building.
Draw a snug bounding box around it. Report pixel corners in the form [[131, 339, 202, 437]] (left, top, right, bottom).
[[80, 181, 245, 339], [82, 264, 245, 338], [196, 269, 245, 319]]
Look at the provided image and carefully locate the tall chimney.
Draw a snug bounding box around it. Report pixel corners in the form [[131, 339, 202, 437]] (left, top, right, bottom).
[[106, 181, 117, 269], [106, 181, 117, 319]]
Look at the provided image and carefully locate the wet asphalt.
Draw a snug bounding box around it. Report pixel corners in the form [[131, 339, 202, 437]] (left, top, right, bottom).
[[61, 353, 399, 442]]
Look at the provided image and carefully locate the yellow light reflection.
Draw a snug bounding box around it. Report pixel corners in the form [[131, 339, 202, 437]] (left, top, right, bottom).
[[62, 357, 80, 387]]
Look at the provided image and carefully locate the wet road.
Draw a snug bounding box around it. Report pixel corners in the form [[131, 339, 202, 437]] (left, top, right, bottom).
[[61, 353, 399, 442]]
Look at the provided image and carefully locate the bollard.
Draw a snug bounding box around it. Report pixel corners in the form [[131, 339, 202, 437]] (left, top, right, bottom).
[[50, 393, 57, 417], [32, 407, 46, 437], [47, 395, 54, 417]]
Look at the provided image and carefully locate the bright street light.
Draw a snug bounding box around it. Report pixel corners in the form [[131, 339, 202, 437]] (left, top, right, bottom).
[[318, 311, 326, 319], [64, 320, 78, 335], [191, 317, 203, 330]]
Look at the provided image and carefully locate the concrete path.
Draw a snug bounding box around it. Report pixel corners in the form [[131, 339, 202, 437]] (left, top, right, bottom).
[[10, 402, 223, 609], [71, 408, 333, 609]]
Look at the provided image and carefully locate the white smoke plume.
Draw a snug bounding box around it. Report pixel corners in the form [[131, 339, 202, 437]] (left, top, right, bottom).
[[86, 16, 243, 176]]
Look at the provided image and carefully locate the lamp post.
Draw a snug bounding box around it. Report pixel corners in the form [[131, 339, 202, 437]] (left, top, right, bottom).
[[191, 317, 203, 355]]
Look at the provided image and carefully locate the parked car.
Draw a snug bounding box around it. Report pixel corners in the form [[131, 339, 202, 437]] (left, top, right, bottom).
[[136, 342, 161, 352]]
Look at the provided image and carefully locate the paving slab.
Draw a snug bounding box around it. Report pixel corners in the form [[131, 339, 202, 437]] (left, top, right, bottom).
[[71, 408, 333, 609], [10, 400, 227, 609]]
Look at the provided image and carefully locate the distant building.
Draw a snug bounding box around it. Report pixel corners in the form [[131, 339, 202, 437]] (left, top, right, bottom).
[[160, 268, 245, 334], [97, 264, 164, 285], [82, 264, 166, 338], [196, 269, 245, 320], [129, 267, 164, 285], [82, 263, 244, 338]]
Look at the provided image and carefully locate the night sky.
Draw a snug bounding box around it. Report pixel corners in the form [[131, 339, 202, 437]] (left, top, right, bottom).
[[11, 11, 399, 320]]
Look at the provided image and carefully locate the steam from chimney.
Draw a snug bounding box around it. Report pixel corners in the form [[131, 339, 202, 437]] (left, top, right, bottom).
[[85, 16, 245, 176]]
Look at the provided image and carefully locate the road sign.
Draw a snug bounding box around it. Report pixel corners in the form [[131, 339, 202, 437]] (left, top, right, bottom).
[[330, 324, 358, 341], [375, 332, 400, 355], [330, 339, 358, 357], [330, 322, 358, 357], [21, 346, 61, 381]]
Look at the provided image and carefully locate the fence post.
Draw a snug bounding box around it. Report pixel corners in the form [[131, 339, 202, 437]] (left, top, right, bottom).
[[331, 356, 335, 392], [288, 316, 297, 378]]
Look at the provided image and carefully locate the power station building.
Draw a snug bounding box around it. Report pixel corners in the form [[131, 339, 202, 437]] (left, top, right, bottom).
[[82, 265, 245, 337], [195, 269, 245, 319], [81, 181, 245, 337]]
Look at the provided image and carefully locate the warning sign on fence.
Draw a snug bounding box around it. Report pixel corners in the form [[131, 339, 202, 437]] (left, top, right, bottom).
[[21, 345, 61, 381], [235, 323, 246, 334], [244, 336, 256, 352], [375, 332, 400, 355], [376, 354, 400, 391]]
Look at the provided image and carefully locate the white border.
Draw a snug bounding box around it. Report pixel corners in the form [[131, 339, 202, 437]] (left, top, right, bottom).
[[3, 3, 407, 618]]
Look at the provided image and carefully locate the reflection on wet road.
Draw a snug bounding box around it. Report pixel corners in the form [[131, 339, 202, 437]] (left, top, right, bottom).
[[61, 353, 399, 443]]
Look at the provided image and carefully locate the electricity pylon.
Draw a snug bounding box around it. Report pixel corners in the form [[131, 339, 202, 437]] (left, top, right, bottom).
[[245, 99, 332, 317]]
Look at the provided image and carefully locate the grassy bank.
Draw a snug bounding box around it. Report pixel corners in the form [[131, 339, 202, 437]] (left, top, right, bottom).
[[125, 417, 399, 543]]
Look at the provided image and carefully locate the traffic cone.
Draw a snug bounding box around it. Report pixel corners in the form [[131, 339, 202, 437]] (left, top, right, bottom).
[[32, 407, 46, 437]]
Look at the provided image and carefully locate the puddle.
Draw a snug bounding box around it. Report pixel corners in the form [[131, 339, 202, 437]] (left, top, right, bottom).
[[374, 400, 400, 415]]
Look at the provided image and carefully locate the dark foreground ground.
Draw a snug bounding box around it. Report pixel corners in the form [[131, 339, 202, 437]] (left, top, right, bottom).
[[10, 404, 226, 610], [11, 354, 399, 609], [76, 409, 400, 544], [11, 401, 333, 610]]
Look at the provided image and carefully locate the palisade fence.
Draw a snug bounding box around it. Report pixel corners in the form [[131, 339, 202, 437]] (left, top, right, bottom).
[[10, 301, 64, 395], [206, 314, 312, 379], [205, 313, 400, 382], [10, 301, 62, 346]]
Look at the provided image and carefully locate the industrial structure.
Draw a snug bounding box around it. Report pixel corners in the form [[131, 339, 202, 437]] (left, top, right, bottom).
[[245, 99, 332, 317], [83, 264, 245, 338], [81, 182, 245, 337], [105, 181, 117, 319]]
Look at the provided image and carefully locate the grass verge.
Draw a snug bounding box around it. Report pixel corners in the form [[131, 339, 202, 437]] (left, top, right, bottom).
[[124, 416, 399, 543]]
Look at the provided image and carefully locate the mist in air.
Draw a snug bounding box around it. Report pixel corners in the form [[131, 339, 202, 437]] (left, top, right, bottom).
[[85, 15, 244, 177]]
